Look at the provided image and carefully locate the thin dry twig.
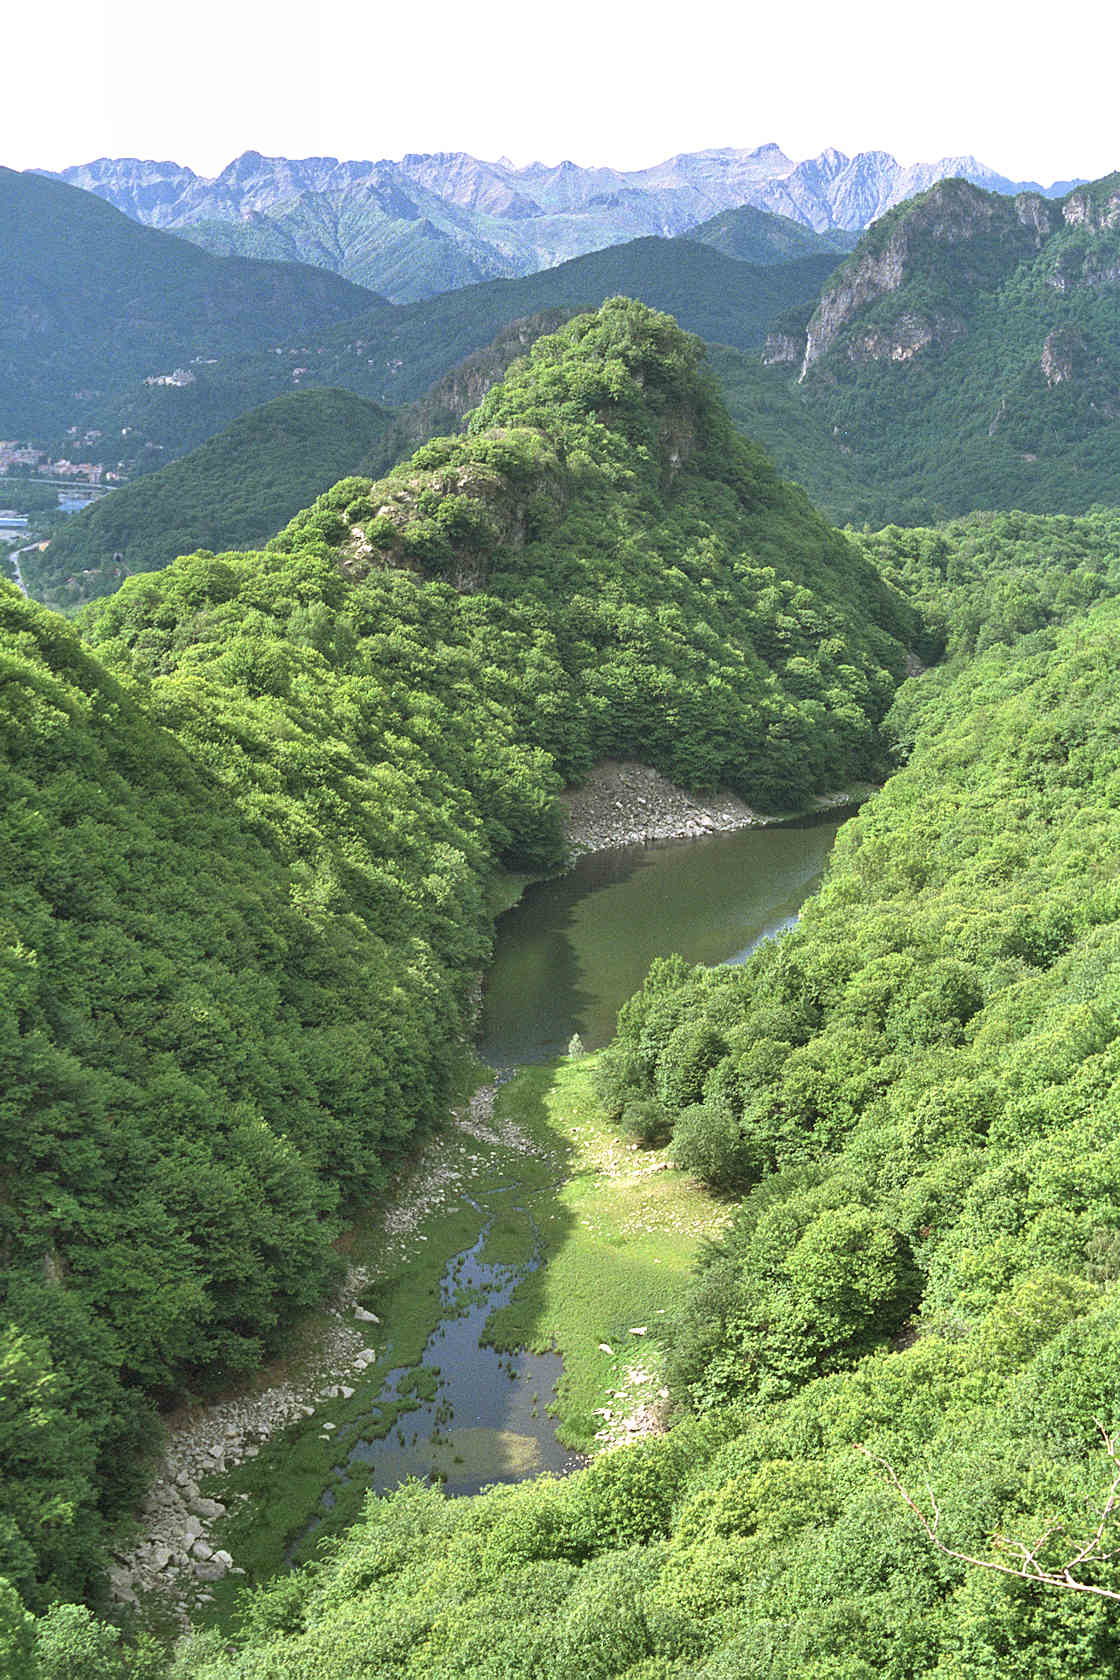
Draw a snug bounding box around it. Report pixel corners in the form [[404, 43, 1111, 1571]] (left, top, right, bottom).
[[859, 1421, 1120, 1604]]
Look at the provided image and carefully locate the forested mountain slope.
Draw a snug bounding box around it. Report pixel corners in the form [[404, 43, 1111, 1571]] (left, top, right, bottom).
[[0, 170, 379, 438], [754, 172, 1120, 520], [24, 312, 576, 614], [0, 302, 917, 1623], [148, 507, 1120, 1680], [76, 237, 842, 468], [684, 202, 857, 264]]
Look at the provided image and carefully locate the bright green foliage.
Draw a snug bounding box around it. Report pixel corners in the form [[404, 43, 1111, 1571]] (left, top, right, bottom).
[[169, 550, 1120, 1679], [850, 508, 1120, 659], [268, 300, 917, 809], [2, 302, 916, 1612], [19, 299, 1120, 1677], [0, 1579, 38, 1680]]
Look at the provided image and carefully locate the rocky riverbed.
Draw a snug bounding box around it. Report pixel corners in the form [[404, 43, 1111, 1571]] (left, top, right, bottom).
[[561, 759, 867, 853], [108, 1090, 507, 1622]]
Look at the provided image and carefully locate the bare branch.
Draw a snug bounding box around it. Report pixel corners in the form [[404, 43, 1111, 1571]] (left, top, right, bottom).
[[858, 1424, 1120, 1605]]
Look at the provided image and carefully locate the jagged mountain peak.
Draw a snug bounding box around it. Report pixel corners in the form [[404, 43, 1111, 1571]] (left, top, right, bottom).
[[44, 143, 1087, 303]]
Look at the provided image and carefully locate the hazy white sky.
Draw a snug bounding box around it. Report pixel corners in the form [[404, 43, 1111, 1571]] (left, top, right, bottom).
[[5, 0, 1116, 185]]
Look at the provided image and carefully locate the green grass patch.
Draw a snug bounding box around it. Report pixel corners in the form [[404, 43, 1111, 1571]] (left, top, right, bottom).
[[483, 1055, 729, 1449]]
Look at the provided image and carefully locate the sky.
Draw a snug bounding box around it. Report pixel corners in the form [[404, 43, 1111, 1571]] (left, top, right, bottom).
[[5, 0, 1117, 186]]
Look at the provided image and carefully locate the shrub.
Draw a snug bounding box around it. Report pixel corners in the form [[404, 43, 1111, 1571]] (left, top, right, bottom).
[[670, 1104, 754, 1194]]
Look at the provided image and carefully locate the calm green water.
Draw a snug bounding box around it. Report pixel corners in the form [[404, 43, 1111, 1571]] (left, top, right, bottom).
[[479, 815, 844, 1067]]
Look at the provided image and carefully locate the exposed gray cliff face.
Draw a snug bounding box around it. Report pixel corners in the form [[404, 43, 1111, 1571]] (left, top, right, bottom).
[[845, 311, 966, 367], [1040, 326, 1085, 385], [800, 240, 909, 377], [761, 330, 805, 366], [799, 179, 1036, 377], [1062, 183, 1120, 229], [1015, 191, 1061, 239]]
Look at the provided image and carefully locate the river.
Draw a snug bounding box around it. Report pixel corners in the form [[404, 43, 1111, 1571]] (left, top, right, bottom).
[[480, 816, 844, 1066], [310, 816, 845, 1505], [133, 813, 848, 1610]]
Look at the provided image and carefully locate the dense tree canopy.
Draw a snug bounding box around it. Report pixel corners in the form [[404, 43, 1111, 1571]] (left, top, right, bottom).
[[143, 520, 1120, 1680], [0, 302, 916, 1620], [10, 297, 1120, 1678]]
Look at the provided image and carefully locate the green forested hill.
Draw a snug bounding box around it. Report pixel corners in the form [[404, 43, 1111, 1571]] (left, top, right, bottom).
[[24, 312, 577, 614], [0, 170, 380, 438], [0, 302, 917, 1627], [685, 202, 857, 264], [24, 389, 395, 610], [140, 505, 1120, 1680], [71, 237, 843, 467], [748, 172, 1120, 522]]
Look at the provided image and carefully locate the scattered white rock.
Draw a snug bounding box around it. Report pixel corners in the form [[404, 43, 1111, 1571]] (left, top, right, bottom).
[[190, 1497, 225, 1520]]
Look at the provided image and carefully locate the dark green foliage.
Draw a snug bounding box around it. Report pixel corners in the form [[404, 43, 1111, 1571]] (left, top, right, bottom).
[[58, 236, 843, 469], [0, 168, 378, 439], [737, 173, 1120, 522], [621, 1099, 672, 1148], [29, 389, 394, 610], [685, 204, 857, 266], [669, 1103, 754, 1194]]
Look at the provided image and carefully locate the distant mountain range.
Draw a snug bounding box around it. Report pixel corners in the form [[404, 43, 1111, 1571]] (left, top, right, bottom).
[[44, 145, 1081, 303]]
